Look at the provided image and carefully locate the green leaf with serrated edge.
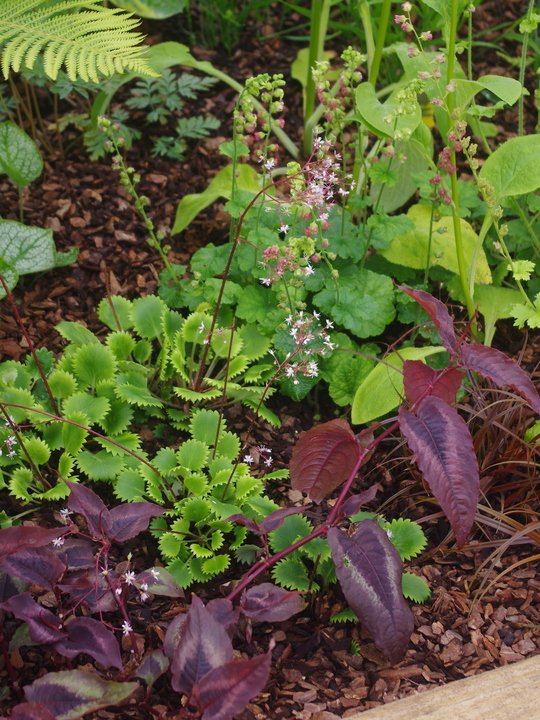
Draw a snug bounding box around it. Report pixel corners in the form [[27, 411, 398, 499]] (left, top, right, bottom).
[[216, 432, 240, 461], [59, 453, 74, 479], [236, 284, 278, 324], [9, 467, 33, 501], [56, 322, 99, 345], [226, 355, 249, 379], [242, 400, 280, 427], [184, 473, 208, 495], [235, 544, 258, 564], [385, 518, 427, 560], [353, 82, 421, 138], [329, 354, 376, 407], [272, 557, 314, 591], [37, 481, 70, 501], [301, 535, 332, 562], [49, 370, 77, 399], [97, 296, 133, 331], [76, 450, 125, 481], [207, 497, 242, 519], [190, 409, 221, 444], [234, 476, 262, 502], [110, 0, 184, 19], [380, 204, 492, 284], [173, 386, 221, 402], [219, 139, 249, 160], [0, 257, 18, 298], [63, 393, 110, 424], [0, 386, 37, 423], [131, 295, 166, 340], [116, 383, 162, 407], [97, 432, 141, 456], [107, 331, 136, 360], [100, 399, 134, 435], [166, 558, 193, 587], [202, 553, 229, 576], [73, 344, 116, 388], [182, 311, 210, 342], [25, 347, 54, 378], [313, 271, 395, 339], [0, 221, 54, 275], [63, 412, 89, 455], [351, 346, 444, 425], [133, 339, 152, 363], [24, 670, 138, 720], [191, 543, 213, 558], [479, 135, 540, 202], [0, 122, 43, 186], [237, 324, 271, 360], [115, 469, 146, 501], [153, 447, 177, 474], [181, 497, 212, 522], [159, 532, 182, 558], [210, 328, 243, 358], [20, 436, 50, 465], [172, 163, 261, 235], [330, 608, 358, 623], [177, 439, 208, 471], [367, 213, 415, 250], [269, 515, 313, 553], [402, 572, 431, 602]]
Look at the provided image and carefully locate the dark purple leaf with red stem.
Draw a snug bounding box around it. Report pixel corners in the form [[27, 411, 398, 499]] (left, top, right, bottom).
[[10, 703, 57, 720], [206, 598, 240, 629], [399, 286, 458, 354], [163, 613, 187, 660], [240, 583, 306, 622], [225, 514, 261, 536], [339, 484, 379, 519], [0, 571, 27, 602], [58, 568, 117, 613], [290, 419, 362, 503], [66, 481, 112, 539], [134, 649, 170, 688], [328, 521, 414, 664], [403, 360, 464, 407], [260, 507, 310, 534], [191, 648, 272, 720], [399, 396, 479, 547], [170, 595, 233, 696], [0, 593, 66, 645], [0, 547, 65, 590], [108, 502, 165, 542], [460, 344, 540, 415], [53, 616, 123, 669], [51, 538, 94, 570], [0, 526, 70, 564]]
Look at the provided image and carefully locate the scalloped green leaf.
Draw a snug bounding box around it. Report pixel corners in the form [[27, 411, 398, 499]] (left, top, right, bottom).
[[97, 296, 133, 331], [237, 324, 271, 360], [131, 296, 166, 339], [72, 344, 116, 388], [115, 383, 162, 407], [201, 553, 229, 576], [63, 411, 89, 455], [63, 393, 110, 424], [402, 572, 431, 602], [56, 322, 99, 345], [173, 386, 221, 402], [177, 439, 208, 471], [100, 399, 134, 435], [190, 543, 213, 558], [49, 369, 77, 399], [210, 328, 243, 358], [97, 432, 141, 456], [269, 515, 313, 553], [180, 497, 213, 522], [9, 466, 33, 501], [272, 557, 314, 591], [183, 473, 208, 495], [107, 331, 136, 360], [115, 469, 146, 501], [20, 436, 50, 465], [216, 431, 240, 461], [76, 450, 125, 481], [385, 518, 428, 560], [190, 409, 220, 444]]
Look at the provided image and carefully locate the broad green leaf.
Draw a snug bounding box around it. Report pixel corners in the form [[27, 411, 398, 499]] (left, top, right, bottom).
[[131, 295, 166, 339], [474, 285, 522, 346], [177, 439, 208, 471], [235, 284, 278, 324], [76, 450, 125, 481], [111, 0, 184, 18], [353, 82, 421, 139], [380, 204, 492, 284], [20, 436, 50, 465], [63, 393, 110, 424], [0, 221, 55, 275], [190, 409, 221, 444], [115, 469, 146, 501], [476, 75, 523, 106], [48, 370, 77, 399], [351, 346, 445, 424], [328, 354, 375, 407], [56, 322, 99, 345], [385, 518, 427, 560], [73, 344, 116, 388], [421, 0, 469, 44], [0, 122, 43, 186], [64, 411, 88, 455], [272, 557, 314, 591], [97, 296, 133, 331], [172, 164, 261, 235], [479, 135, 540, 201]]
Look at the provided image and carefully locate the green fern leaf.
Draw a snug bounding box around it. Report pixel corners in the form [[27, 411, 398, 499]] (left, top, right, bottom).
[[175, 115, 220, 140], [0, 0, 155, 82]]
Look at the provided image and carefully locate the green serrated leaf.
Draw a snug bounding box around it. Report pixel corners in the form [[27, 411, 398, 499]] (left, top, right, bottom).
[[56, 322, 99, 345], [131, 295, 166, 339], [385, 518, 427, 560], [177, 439, 208, 471], [107, 331, 136, 360], [272, 557, 313, 591], [97, 296, 133, 331], [63, 411, 89, 455], [201, 553, 229, 576], [49, 370, 77, 399], [402, 572, 431, 602], [20, 436, 50, 465], [63, 393, 110, 424], [73, 343, 116, 388], [76, 450, 125, 481]]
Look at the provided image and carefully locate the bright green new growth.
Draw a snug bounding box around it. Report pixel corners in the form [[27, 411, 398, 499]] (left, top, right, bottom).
[[0, 0, 155, 82]]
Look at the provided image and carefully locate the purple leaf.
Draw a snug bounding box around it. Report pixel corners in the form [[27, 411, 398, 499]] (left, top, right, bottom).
[[340, 483, 379, 518], [10, 703, 57, 720], [170, 595, 233, 696], [134, 649, 170, 688], [399, 286, 458, 354], [0, 593, 66, 645], [191, 649, 272, 720], [225, 514, 261, 536], [58, 569, 117, 613], [290, 419, 362, 503], [53, 617, 123, 670], [163, 613, 187, 660], [403, 361, 464, 407], [66, 481, 112, 539], [399, 396, 479, 547], [0, 571, 27, 602], [260, 507, 310, 534], [24, 670, 138, 718], [460, 344, 540, 415], [108, 502, 165, 542], [327, 522, 414, 664], [205, 599, 240, 629], [0, 547, 65, 590], [0, 526, 70, 564], [240, 583, 306, 622], [51, 538, 95, 570], [135, 567, 183, 598]]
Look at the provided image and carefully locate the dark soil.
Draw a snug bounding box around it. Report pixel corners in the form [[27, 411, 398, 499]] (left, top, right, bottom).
[[1, 1, 540, 718]]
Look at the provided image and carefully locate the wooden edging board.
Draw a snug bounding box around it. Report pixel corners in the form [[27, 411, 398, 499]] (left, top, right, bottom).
[[347, 654, 540, 720]]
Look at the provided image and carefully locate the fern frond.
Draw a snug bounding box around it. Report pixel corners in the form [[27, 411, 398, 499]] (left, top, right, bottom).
[[0, 0, 155, 82]]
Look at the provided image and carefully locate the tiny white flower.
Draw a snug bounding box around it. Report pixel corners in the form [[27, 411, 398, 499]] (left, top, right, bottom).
[[325, 319, 334, 328], [244, 454, 254, 464], [304, 264, 315, 276], [52, 537, 65, 548], [280, 224, 289, 234], [150, 568, 160, 578], [141, 582, 148, 592], [115, 587, 123, 596], [260, 277, 273, 287], [198, 322, 206, 332], [121, 621, 133, 636], [264, 159, 275, 171], [264, 457, 272, 467], [124, 571, 136, 585], [313, 311, 321, 320], [140, 592, 150, 602]]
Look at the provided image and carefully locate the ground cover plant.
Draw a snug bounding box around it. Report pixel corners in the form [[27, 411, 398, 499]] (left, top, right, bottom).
[[2, 0, 540, 717]]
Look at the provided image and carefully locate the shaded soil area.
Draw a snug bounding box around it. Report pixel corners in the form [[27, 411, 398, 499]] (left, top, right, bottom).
[[2, 0, 540, 717]]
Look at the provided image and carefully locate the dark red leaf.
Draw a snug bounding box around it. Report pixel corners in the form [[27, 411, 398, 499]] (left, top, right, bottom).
[[0, 593, 66, 645], [192, 649, 272, 720], [0, 526, 70, 564], [224, 514, 261, 536], [0, 571, 27, 602], [66, 481, 112, 539], [163, 613, 187, 660], [240, 583, 306, 622], [403, 361, 464, 406], [0, 547, 65, 590], [135, 567, 183, 598], [170, 595, 233, 696], [58, 569, 117, 613], [51, 538, 94, 570], [399, 286, 458, 354], [24, 670, 138, 718], [206, 599, 240, 629], [340, 483, 379, 518], [11, 703, 57, 720], [399, 396, 479, 547], [327, 522, 413, 664], [108, 502, 165, 542], [260, 507, 309, 534], [134, 649, 170, 688], [53, 616, 123, 669], [460, 344, 540, 415], [290, 419, 362, 503]]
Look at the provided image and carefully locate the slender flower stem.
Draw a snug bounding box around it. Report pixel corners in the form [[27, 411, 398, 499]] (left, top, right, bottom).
[[518, 0, 536, 136], [368, 0, 392, 87]]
